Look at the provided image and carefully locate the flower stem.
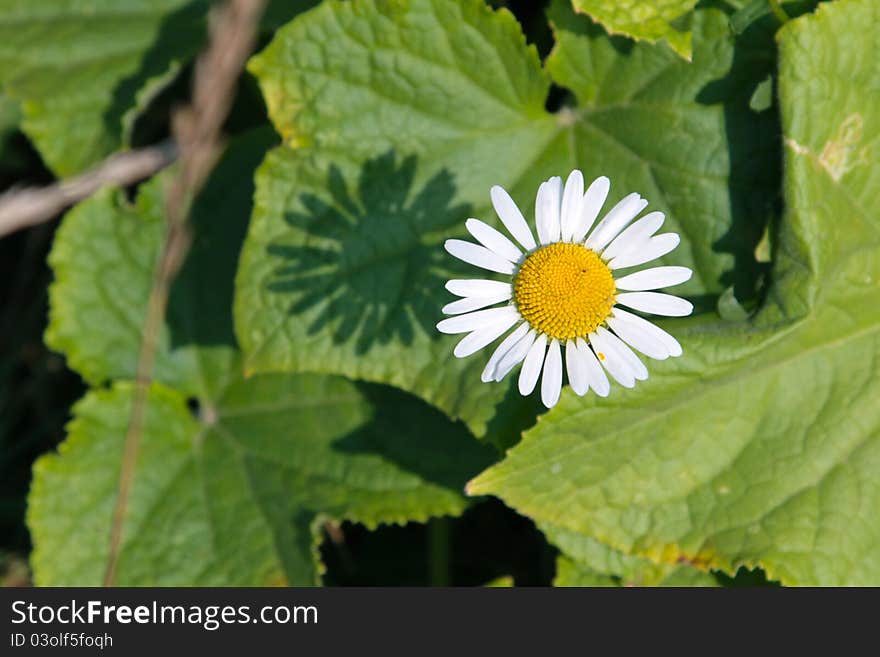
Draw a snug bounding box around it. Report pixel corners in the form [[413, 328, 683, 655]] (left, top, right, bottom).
[[428, 517, 451, 586]]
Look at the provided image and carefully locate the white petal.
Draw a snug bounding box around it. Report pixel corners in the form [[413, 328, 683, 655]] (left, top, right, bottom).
[[535, 176, 562, 245], [436, 306, 519, 334], [481, 322, 529, 382], [572, 176, 610, 243], [518, 333, 547, 395], [565, 339, 589, 396], [541, 339, 563, 408], [597, 326, 648, 381], [610, 307, 682, 357], [445, 279, 511, 298], [585, 193, 648, 251], [606, 312, 670, 360], [442, 289, 512, 315], [465, 218, 522, 263], [577, 338, 610, 397], [615, 292, 693, 317], [602, 211, 665, 261], [445, 239, 516, 275], [495, 329, 537, 382], [559, 170, 584, 241], [454, 314, 520, 358], [491, 185, 536, 251], [589, 330, 635, 388], [615, 266, 692, 291], [608, 233, 679, 270]]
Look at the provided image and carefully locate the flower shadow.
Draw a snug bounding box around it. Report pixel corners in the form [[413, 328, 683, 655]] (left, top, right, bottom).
[[265, 151, 472, 354], [331, 383, 498, 492], [696, 9, 784, 310]]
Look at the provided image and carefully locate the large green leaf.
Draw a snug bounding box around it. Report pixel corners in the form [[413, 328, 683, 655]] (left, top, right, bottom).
[[235, 0, 774, 444], [0, 0, 207, 175], [46, 128, 276, 397], [469, 0, 880, 586], [569, 0, 697, 60], [36, 128, 495, 584], [546, 0, 779, 306], [29, 375, 492, 585], [237, 0, 555, 442]]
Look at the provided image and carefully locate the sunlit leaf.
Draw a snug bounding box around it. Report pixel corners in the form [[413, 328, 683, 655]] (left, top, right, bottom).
[[469, 0, 880, 586], [569, 0, 698, 59]]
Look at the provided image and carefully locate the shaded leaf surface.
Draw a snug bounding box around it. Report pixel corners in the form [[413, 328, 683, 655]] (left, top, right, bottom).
[[29, 376, 493, 585]]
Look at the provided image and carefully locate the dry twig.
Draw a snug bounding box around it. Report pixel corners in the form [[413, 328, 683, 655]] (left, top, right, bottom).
[[0, 142, 177, 239], [103, 0, 267, 586]]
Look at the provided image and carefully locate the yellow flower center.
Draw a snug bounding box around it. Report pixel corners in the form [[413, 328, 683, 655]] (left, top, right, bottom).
[[513, 242, 615, 340]]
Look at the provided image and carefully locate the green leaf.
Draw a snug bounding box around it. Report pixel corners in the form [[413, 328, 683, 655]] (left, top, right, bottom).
[[37, 128, 495, 584], [0, 0, 208, 175], [569, 0, 698, 60], [28, 376, 493, 585], [554, 557, 616, 586], [0, 0, 316, 175], [237, 0, 555, 441], [716, 286, 751, 321], [469, 0, 880, 586], [546, 0, 779, 306], [236, 0, 774, 442], [46, 128, 277, 397], [546, 524, 717, 587]]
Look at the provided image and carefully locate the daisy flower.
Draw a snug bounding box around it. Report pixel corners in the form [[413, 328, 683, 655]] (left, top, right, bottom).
[[437, 171, 693, 409]]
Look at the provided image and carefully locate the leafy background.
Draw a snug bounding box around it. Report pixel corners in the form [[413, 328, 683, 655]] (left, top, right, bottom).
[[2, 0, 877, 586]]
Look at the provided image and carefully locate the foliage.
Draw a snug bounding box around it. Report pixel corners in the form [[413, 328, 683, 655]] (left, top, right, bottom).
[[1, 0, 876, 586]]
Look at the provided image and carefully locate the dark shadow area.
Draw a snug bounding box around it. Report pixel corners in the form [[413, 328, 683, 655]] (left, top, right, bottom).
[[713, 565, 781, 587], [544, 83, 574, 114], [489, 0, 555, 58], [0, 222, 84, 570], [102, 1, 210, 149], [482, 379, 546, 453], [321, 498, 557, 586], [167, 126, 279, 349], [113, 0, 321, 150], [266, 151, 472, 354], [697, 7, 780, 309], [126, 60, 193, 151], [698, 0, 821, 309], [260, 0, 323, 31], [0, 125, 81, 578], [333, 383, 497, 493], [320, 496, 780, 587]]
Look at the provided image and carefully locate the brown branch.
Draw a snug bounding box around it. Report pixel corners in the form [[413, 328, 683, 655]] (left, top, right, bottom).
[[0, 142, 177, 239], [103, 0, 267, 587]]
